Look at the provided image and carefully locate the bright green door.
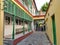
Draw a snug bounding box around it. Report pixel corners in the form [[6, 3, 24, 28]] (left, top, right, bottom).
[[51, 15, 57, 45]]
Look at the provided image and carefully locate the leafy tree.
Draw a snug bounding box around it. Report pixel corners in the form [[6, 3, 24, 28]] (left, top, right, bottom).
[[41, 2, 49, 11]]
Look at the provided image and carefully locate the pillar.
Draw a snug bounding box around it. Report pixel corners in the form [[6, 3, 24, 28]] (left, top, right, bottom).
[[22, 20, 25, 34], [12, 5, 15, 39], [28, 22, 31, 32], [12, 15, 15, 39], [0, 0, 4, 45], [31, 21, 34, 31]]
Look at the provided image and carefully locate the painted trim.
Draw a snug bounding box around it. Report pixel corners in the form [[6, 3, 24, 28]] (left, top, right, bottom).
[[33, 15, 45, 20], [33, 17, 44, 20], [12, 15, 15, 39], [13, 31, 33, 45], [51, 15, 57, 45], [33, 15, 45, 17]]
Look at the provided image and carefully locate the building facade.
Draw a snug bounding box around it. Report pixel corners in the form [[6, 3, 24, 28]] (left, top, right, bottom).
[[0, 0, 33, 45], [0, 0, 4, 45], [45, 0, 60, 45], [0, 0, 46, 45]]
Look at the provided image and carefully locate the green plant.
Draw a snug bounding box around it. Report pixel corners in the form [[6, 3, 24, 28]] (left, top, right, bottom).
[[41, 2, 49, 11]]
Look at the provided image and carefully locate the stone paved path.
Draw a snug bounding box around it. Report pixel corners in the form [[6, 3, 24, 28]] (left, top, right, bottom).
[[17, 32, 51, 45]]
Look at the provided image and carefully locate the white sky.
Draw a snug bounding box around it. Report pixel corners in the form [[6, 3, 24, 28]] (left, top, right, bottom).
[[35, 0, 50, 11]]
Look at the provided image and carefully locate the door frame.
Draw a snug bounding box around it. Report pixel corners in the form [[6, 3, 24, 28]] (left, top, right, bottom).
[[51, 15, 57, 45]]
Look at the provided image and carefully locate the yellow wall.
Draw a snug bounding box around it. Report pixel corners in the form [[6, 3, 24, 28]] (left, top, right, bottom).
[[45, 0, 60, 45], [0, 0, 4, 45], [55, 0, 60, 45]]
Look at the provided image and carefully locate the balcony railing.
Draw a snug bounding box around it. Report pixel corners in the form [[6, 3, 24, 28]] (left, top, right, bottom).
[[4, 0, 32, 21], [18, 0, 28, 10], [18, 0, 32, 13]]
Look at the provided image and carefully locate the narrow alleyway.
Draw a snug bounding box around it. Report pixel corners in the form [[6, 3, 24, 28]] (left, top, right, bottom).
[[17, 32, 51, 45], [0, 0, 60, 45]]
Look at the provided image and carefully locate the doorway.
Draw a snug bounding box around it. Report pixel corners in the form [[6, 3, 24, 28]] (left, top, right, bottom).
[[51, 15, 57, 45]]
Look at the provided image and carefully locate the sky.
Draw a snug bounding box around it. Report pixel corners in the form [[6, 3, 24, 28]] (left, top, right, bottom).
[[35, 0, 50, 11]]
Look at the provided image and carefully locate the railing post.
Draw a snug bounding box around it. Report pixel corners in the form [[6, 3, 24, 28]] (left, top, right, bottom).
[[12, 5, 15, 39], [28, 22, 31, 32]]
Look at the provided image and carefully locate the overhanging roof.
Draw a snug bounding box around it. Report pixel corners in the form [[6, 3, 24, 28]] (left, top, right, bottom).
[[12, 0, 45, 20]]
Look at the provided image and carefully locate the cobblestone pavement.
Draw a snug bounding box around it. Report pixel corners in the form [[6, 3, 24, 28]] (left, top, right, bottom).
[[17, 32, 51, 45]]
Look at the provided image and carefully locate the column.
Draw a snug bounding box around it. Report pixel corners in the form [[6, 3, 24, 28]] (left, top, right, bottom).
[[12, 5, 15, 39], [0, 0, 4, 45], [22, 20, 25, 34], [28, 22, 31, 32], [31, 21, 34, 31]]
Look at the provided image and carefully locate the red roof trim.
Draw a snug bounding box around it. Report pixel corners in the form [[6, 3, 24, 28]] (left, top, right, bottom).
[[33, 15, 45, 17], [14, 0, 45, 19]]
